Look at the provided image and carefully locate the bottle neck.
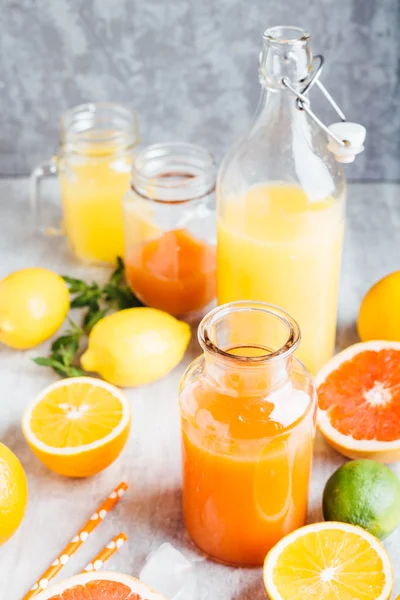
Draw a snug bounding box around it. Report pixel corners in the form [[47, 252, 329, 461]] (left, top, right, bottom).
[[249, 85, 341, 203], [204, 351, 293, 396], [253, 86, 303, 127], [199, 302, 301, 396], [259, 26, 312, 91]]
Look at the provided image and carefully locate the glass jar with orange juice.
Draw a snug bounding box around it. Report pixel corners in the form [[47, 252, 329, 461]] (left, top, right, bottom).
[[179, 301, 317, 566], [31, 103, 139, 264], [123, 143, 217, 318]]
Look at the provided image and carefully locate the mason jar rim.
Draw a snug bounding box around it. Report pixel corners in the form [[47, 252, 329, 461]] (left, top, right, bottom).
[[130, 142, 216, 203], [61, 102, 139, 154]]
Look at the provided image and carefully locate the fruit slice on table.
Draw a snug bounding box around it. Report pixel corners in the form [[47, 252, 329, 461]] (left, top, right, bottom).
[[263, 522, 393, 600], [316, 341, 400, 462], [22, 377, 131, 478], [0, 442, 28, 545], [35, 571, 166, 600]]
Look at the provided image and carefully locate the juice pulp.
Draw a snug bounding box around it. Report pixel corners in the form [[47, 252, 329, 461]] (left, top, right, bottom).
[[217, 184, 344, 373], [60, 156, 131, 263], [125, 229, 216, 316], [180, 373, 315, 566]]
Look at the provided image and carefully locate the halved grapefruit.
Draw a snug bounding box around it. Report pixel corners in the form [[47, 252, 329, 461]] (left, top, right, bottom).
[[34, 571, 166, 600], [316, 341, 400, 462]]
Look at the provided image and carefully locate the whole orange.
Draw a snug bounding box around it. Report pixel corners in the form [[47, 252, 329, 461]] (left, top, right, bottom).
[[0, 442, 28, 545]]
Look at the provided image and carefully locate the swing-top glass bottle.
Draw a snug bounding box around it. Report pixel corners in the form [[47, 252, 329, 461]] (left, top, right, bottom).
[[217, 26, 346, 374]]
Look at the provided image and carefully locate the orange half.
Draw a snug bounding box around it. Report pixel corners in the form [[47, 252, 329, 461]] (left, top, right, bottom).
[[22, 377, 131, 477], [35, 571, 166, 600], [316, 341, 400, 462], [263, 522, 393, 600]]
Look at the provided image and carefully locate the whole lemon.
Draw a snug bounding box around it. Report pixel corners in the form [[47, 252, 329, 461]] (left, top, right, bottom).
[[0, 443, 28, 545], [81, 307, 191, 387], [0, 267, 70, 349], [323, 459, 400, 540], [358, 271, 400, 342]]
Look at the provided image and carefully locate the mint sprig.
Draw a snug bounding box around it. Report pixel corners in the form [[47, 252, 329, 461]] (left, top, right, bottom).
[[33, 257, 143, 378], [33, 319, 85, 377]]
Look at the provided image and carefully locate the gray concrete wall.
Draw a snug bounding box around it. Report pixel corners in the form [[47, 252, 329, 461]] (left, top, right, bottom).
[[0, 0, 398, 180]]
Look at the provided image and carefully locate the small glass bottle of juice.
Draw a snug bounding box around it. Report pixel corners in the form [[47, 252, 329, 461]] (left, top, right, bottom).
[[217, 27, 346, 374], [179, 301, 317, 566], [123, 143, 217, 319]]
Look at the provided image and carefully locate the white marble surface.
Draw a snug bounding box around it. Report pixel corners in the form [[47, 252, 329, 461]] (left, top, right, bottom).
[[0, 180, 399, 599]]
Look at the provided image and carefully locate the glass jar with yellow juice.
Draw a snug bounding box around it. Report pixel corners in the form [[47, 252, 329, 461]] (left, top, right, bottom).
[[217, 27, 346, 374], [31, 103, 139, 264]]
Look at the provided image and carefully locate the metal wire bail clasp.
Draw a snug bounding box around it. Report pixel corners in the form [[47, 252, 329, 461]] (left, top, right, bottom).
[[282, 55, 366, 163]]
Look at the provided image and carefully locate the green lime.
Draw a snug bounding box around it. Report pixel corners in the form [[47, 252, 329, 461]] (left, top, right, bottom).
[[323, 459, 400, 540]]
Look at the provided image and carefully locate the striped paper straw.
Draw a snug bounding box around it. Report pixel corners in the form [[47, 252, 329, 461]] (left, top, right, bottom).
[[23, 482, 128, 599], [82, 532, 128, 573]]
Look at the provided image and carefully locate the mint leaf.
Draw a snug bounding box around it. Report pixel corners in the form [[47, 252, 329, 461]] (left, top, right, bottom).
[[32, 357, 84, 378], [109, 256, 125, 286], [83, 306, 109, 332], [62, 276, 88, 294], [65, 366, 86, 377], [103, 257, 143, 310], [32, 357, 59, 367], [35, 258, 143, 379], [70, 284, 102, 308], [34, 318, 84, 378]]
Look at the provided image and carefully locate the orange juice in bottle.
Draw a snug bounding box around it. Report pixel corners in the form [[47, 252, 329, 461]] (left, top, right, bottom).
[[179, 301, 317, 566], [217, 27, 347, 373], [218, 184, 344, 373]]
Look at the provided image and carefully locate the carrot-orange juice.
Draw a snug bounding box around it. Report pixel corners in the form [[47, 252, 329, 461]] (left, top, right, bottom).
[[125, 229, 216, 317], [179, 302, 317, 566]]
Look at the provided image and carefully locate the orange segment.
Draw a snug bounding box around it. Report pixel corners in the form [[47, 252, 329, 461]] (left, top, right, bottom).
[[316, 341, 400, 462], [22, 377, 131, 478], [36, 572, 166, 600], [263, 522, 393, 600]]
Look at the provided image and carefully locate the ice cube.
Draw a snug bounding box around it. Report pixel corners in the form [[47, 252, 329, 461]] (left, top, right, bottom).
[[139, 543, 196, 600]]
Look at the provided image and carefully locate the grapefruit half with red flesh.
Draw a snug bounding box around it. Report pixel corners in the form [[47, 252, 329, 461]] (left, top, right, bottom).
[[34, 572, 166, 600], [316, 341, 400, 463]]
